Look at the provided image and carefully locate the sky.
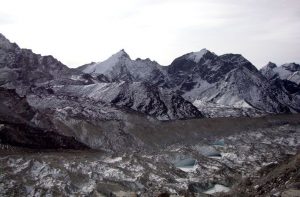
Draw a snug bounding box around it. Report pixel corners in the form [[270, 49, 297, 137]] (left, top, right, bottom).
[[0, 0, 300, 68]]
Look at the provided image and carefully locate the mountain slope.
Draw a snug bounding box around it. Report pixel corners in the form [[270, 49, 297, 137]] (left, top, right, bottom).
[[0, 87, 89, 149], [53, 81, 203, 120]]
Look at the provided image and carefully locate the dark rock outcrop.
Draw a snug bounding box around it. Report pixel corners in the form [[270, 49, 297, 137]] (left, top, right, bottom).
[[0, 87, 89, 149]]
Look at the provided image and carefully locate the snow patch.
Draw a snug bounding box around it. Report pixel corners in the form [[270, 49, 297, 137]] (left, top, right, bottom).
[[83, 50, 129, 74], [203, 184, 230, 194], [104, 157, 122, 163], [188, 49, 209, 63], [178, 165, 198, 172]]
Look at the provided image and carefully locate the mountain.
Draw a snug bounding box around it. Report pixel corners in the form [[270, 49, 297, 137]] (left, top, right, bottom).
[[167, 50, 300, 117], [0, 33, 96, 96], [260, 62, 300, 85], [168, 49, 236, 87], [259, 62, 300, 113], [0, 33, 67, 86], [79, 49, 167, 86]]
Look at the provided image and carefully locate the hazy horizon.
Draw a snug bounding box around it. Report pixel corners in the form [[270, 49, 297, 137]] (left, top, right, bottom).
[[1, 0, 299, 68]]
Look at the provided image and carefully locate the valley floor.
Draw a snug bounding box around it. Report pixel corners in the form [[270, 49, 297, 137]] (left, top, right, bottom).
[[0, 115, 300, 196]]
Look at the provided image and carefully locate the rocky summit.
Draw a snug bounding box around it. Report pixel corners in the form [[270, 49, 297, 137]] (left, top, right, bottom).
[[1, 33, 300, 196]]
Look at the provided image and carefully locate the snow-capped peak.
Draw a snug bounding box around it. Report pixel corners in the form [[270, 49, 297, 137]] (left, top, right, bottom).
[[82, 49, 131, 74], [114, 49, 130, 59], [188, 48, 210, 63], [100, 49, 131, 63]]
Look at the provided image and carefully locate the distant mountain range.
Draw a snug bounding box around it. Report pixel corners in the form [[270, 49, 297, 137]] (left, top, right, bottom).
[[79, 47, 300, 118], [0, 32, 299, 149]]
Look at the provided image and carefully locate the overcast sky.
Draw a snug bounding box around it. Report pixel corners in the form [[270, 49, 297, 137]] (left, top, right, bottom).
[[0, 0, 299, 68]]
